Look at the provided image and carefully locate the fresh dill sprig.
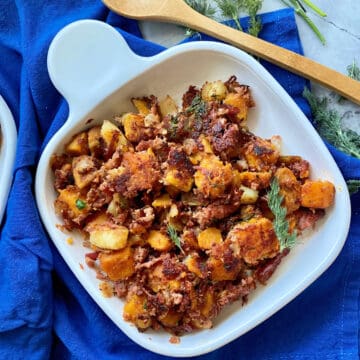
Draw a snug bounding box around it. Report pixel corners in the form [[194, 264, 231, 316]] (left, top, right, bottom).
[[303, 88, 360, 159], [267, 178, 297, 251], [167, 224, 184, 253], [281, 0, 326, 44], [347, 60, 360, 81], [346, 179, 360, 195], [186, 94, 207, 117], [184, 0, 216, 36], [215, 0, 243, 31], [241, 0, 263, 37]]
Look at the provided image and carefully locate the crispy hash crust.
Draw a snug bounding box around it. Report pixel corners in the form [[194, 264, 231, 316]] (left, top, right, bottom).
[[52, 76, 335, 335]]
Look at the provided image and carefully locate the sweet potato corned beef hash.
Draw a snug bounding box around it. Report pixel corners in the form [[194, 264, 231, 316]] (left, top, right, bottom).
[[51, 76, 335, 335]]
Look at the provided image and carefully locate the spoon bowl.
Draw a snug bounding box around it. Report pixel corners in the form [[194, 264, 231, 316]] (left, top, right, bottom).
[[103, 0, 360, 104]]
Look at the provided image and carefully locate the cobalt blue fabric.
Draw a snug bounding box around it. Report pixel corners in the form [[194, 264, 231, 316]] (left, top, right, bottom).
[[0, 2, 359, 359]]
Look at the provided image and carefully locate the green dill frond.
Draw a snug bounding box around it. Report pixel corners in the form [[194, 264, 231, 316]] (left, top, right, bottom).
[[167, 224, 184, 253], [267, 178, 297, 250], [215, 0, 243, 30], [347, 60, 360, 81], [184, 0, 216, 36], [241, 0, 263, 36], [186, 94, 207, 117], [347, 179, 360, 195], [303, 88, 360, 159]]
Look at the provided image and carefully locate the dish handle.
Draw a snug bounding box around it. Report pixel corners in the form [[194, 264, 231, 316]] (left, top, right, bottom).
[[47, 19, 149, 122]]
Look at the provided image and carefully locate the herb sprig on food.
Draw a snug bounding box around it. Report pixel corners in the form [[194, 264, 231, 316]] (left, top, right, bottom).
[[186, 94, 207, 117], [167, 224, 184, 253], [267, 178, 297, 251]]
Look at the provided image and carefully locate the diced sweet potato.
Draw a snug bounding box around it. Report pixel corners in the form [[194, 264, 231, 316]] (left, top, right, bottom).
[[55, 186, 89, 223], [232, 170, 271, 190], [123, 293, 152, 330], [132, 98, 151, 115], [164, 169, 193, 192], [147, 230, 172, 251], [194, 155, 233, 198], [226, 217, 279, 265], [122, 113, 146, 143], [159, 310, 182, 328], [197, 227, 223, 249], [275, 167, 301, 213], [207, 256, 240, 281], [200, 289, 215, 317], [244, 137, 279, 171], [184, 254, 205, 278], [152, 194, 172, 208], [301, 180, 335, 209], [99, 246, 134, 281], [223, 92, 248, 123], [65, 131, 89, 156], [89, 226, 129, 250]]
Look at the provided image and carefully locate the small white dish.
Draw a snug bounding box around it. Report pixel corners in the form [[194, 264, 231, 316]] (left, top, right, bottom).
[[35, 20, 351, 357], [0, 96, 17, 224]]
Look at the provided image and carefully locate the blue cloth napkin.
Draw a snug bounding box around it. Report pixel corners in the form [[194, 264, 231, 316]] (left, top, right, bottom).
[[0, 2, 359, 359]]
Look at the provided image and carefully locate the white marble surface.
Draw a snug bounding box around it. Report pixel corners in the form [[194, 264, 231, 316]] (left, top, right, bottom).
[[139, 0, 360, 134]]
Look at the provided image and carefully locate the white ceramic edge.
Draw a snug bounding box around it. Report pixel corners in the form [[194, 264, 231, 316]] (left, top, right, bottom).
[[0, 95, 17, 225], [35, 20, 351, 357]]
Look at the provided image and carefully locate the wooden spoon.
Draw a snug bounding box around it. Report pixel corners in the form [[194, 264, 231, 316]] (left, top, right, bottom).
[[103, 0, 360, 104]]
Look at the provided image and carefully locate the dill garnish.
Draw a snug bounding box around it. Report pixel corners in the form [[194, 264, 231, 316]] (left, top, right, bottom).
[[267, 178, 297, 251], [241, 0, 263, 37], [347, 179, 360, 195], [215, 0, 243, 31], [347, 60, 360, 81], [184, 0, 216, 36], [303, 88, 360, 159], [186, 94, 207, 118], [167, 224, 184, 253]]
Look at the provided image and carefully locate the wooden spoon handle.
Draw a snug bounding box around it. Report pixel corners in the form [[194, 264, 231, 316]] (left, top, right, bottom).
[[158, 3, 360, 104]]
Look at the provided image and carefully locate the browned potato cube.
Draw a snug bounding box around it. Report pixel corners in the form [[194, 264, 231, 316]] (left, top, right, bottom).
[[301, 180, 335, 209], [194, 155, 233, 198], [223, 92, 248, 123], [197, 227, 223, 249], [207, 256, 240, 281], [233, 170, 272, 190], [164, 169, 193, 192], [89, 226, 129, 250], [101, 120, 130, 155], [55, 186, 89, 223], [147, 230, 172, 251], [275, 167, 301, 213], [123, 293, 152, 330], [132, 98, 151, 115], [72, 155, 98, 189], [122, 113, 145, 143], [226, 217, 279, 265], [244, 137, 279, 171], [65, 131, 89, 156], [99, 246, 135, 281], [201, 80, 228, 101], [159, 310, 182, 328], [159, 95, 178, 117]]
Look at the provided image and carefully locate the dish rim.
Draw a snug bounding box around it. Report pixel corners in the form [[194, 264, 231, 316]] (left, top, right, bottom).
[[35, 20, 351, 357], [0, 95, 17, 225]]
